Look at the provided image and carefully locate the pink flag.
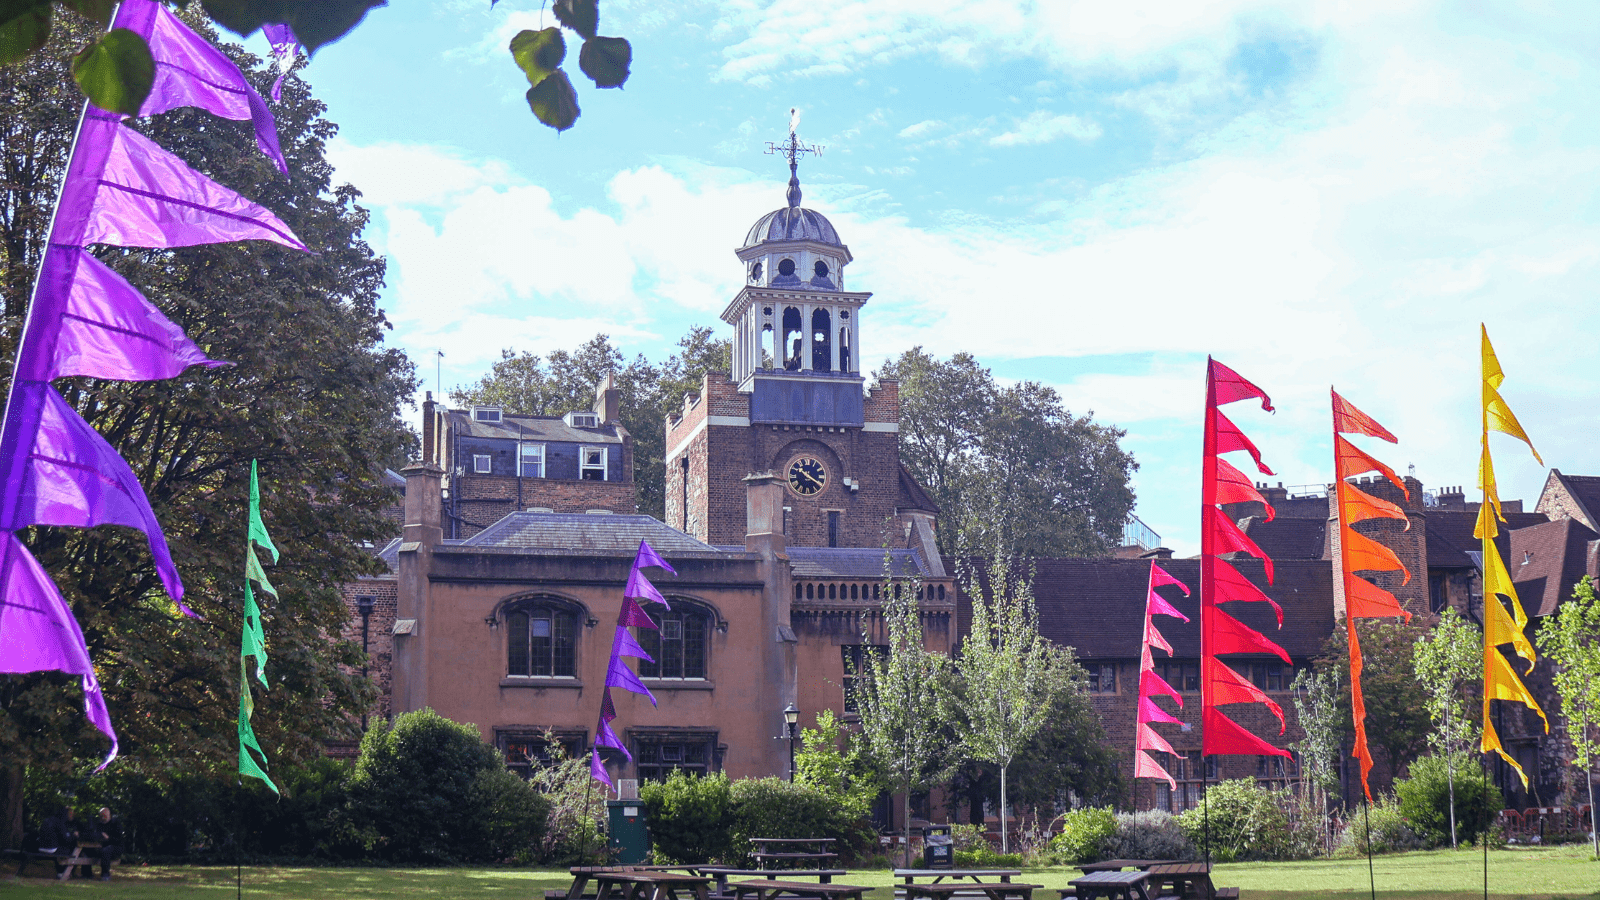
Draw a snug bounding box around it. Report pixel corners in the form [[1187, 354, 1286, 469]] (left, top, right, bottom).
[[1139, 695, 1184, 726], [1141, 668, 1184, 706], [1138, 721, 1179, 757], [1134, 748, 1177, 789], [1149, 563, 1190, 595]]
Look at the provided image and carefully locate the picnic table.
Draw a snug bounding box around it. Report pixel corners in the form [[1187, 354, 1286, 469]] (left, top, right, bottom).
[[554, 867, 709, 900], [729, 879, 874, 900], [1144, 863, 1211, 900], [1062, 871, 1154, 900], [590, 870, 712, 900], [750, 838, 837, 869], [699, 867, 847, 896], [894, 869, 1037, 900], [1073, 860, 1171, 874]]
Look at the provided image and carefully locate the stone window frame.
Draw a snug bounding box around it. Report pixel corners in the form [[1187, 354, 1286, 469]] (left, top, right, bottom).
[[630, 729, 723, 782], [635, 595, 722, 685], [498, 728, 587, 779], [499, 592, 591, 685]]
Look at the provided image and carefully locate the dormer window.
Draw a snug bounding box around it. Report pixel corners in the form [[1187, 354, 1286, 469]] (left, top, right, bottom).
[[565, 411, 600, 428], [473, 407, 502, 424], [581, 447, 608, 481]]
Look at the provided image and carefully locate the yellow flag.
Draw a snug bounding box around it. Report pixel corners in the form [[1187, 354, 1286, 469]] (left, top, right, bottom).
[[1480, 543, 1534, 665], [1484, 382, 1544, 464], [1481, 324, 1504, 390], [1481, 646, 1548, 788]]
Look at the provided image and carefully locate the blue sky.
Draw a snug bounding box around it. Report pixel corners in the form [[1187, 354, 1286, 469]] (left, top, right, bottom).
[[251, 1, 1600, 555]]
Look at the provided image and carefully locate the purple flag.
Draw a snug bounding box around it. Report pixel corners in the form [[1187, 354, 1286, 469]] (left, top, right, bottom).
[[87, 124, 305, 251], [116, 0, 287, 173], [618, 596, 656, 628], [625, 567, 669, 608], [4, 383, 187, 610], [261, 23, 299, 105], [590, 749, 611, 787], [0, 534, 118, 768], [606, 651, 657, 704], [52, 251, 226, 381], [611, 624, 653, 661], [634, 540, 676, 575]]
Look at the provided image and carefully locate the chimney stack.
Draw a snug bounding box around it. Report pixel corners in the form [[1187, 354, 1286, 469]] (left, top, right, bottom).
[[594, 372, 621, 425], [743, 472, 786, 556]]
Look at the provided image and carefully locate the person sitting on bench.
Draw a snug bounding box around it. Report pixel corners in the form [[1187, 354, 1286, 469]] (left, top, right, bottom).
[[93, 807, 122, 881], [38, 806, 79, 877]]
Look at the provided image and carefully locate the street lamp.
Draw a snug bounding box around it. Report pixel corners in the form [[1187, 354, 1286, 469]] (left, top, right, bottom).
[[782, 704, 800, 782], [357, 596, 374, 732]]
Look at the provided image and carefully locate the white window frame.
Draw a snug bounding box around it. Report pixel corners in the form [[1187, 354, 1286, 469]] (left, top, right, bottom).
[[473, 407, 503, 423], [565, 411, 600, 428], [473, 454, 492, 474], [519, 443, 546, 478], [580, 446, 608, 481]]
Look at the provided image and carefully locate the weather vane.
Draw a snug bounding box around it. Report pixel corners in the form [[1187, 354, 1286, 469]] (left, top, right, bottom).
[[766, 108, 823, 208]]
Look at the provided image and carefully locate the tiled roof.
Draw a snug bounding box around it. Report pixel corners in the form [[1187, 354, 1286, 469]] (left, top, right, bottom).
[[1010, 557, 1335, 661], [1426, 508, 1547, 570], [1240, 516, 1327, 560], [448, 410, 625, 445], [1506, 517, 1597, 617], [1550, 471, 1600, 530], [461, 512, 718, 555], [787, 547, 929, 578], [372, 536, 463, 573]]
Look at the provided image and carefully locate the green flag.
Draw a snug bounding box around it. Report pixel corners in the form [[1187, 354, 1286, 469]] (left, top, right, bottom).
[[240, 460, 278, 793]]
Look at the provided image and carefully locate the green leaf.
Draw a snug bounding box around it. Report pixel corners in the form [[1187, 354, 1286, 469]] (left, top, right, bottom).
[[578, 35, 630, 89], [285, 0, 386, 54], [525, 68, 580, 132], [0, 2, 51, 66], [71, 28, 155, 116], [509, 27, 565, 87], [61, 0, 118, 26], [198, 0, 282, 36], [552, 0, 598, 40]]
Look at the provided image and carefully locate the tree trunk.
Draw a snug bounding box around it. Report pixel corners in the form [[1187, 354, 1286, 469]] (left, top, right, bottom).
[[1588, 759, 1597, 861], [903, 781, 913, 869], [0, 763, 22, 850], [999, 764, 1009, 854]]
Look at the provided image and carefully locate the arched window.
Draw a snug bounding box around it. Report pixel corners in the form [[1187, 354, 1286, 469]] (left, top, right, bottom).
[[636, 599, 712, 680], [838, 325, 851, 373], [828, 584, 837, 599], [850, 584, 858, 600], [795, 583, 803, 600], [811, 308, 832, 372], [782, 307, 803, 371], [507, 596, 581, 677]]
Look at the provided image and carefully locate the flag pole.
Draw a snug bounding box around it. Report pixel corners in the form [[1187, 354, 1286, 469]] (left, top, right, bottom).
[[1362, 799, 1375, 900]]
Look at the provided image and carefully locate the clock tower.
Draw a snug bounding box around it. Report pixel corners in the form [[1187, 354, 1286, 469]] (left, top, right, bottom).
[[664, 127, 939, 551]]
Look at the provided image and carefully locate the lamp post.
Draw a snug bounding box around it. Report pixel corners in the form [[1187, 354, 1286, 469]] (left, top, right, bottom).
[[783, 703, 800, 782], [357, 596, 375, 732]]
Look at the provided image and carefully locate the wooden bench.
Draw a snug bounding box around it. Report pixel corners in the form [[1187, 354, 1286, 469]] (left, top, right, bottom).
[[2, 845, 99, 880], [906, 881, 1042, 900], [729, 879, 873, 900]]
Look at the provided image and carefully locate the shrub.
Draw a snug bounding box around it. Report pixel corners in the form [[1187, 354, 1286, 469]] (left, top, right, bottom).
[[1049, 806, 1117, 863], [1395, 753, 1504, 848], [727, 778, 874, 863], [1176, 779, 1303, 862], [954, 848, 1025, 867], [640, 770, 733, 863], [472, 765, 552, 864], [1107, 810, 1196, 861], [347, 708, 528, 863], [1333, 799, 1423, 857]]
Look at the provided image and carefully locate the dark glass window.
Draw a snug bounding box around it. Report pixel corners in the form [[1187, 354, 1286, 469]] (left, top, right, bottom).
[[1250, 661, 1286, 691], [1157, 659, 1201, 692], [1085, 662, 1118, 693], [500, 731, 585, 779], [507, 600, 578, 677], [841, 644, 888, 712], [637, 604, 709, 679], [635, 732, 718, 782]]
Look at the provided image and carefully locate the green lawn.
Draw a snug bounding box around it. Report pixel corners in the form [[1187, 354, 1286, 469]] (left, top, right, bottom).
[[1, 846, 1594, 900]]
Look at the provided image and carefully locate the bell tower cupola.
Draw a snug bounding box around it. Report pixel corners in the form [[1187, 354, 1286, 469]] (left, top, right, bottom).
[[721, 111, 871, 427]]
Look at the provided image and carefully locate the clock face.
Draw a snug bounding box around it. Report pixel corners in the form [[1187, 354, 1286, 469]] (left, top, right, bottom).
[[787, 457, 827, 496]]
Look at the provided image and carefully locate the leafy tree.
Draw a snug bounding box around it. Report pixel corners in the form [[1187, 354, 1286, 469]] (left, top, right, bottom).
[[1412, 607, 1481, 848], [451, 329, 730, 521], [854, 569, 958, 866], [1394, 753, 1503, 848], [525, 731, 608, 865], [882, 348, 1137, 557], [0, 1, 629, 131], [793, 708, 883, 824], [1535, 575, 1600, 859], [1316, 620, 1430, 792], [1289, 666, 1341, 853], [638, 770, 733, 864], [952, 556, 1051, 852], [0, 13, 412, 847]]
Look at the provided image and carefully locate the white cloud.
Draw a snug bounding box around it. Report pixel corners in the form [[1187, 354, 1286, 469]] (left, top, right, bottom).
[[989, 111, 1102, 146], [898, 119, 945, 139]]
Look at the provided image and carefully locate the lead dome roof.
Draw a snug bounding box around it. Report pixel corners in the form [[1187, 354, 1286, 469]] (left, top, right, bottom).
[[742, 206, 842, 249]]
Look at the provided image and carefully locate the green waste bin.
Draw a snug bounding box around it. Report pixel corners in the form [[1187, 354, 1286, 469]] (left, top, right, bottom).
[[923, 824, 952, 869], [608, 799, 649, 864]]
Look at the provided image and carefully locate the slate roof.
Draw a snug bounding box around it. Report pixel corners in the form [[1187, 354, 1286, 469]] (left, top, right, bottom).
[[1506, 517, 1597, 617], [1239, 516, 1327, 561], [373, 536, 463, 573], [897, 463, 940, 515], [1020, 557, 1336, 661], [1548, 470, 1600, 530], [1425, 508, 1547, 570], [461, 512, 719, 555], [786, 547, 930, 579], [449, 410, 625, 445]]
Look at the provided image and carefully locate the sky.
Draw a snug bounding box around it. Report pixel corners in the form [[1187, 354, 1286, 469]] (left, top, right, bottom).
[[247, 1, 1600, 556]]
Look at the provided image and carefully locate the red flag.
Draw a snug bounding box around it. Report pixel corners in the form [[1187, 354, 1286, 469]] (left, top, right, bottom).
[[1214, 457, 1275, 521], [1202, 657, 1286, 730], [1206, 505, 1275, 583], [1213, 407, 1276, 476], [1209, 357, 1275, 412], [1209, 606, 1291, 664], [1211, 557, 1283, 625], [1203, 706, 1291, 757]]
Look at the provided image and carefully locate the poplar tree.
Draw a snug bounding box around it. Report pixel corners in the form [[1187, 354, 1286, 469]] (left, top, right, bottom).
[[1289, 666, 1341, 853], [953, 556, 1050, 853], [1412, 607, 1480, 849], [854, 569, 957, 867], [1535, 576, 1600, 859]]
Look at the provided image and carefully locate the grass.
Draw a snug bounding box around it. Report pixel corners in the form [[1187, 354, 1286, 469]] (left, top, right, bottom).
[[0, 845, 1594, 900]]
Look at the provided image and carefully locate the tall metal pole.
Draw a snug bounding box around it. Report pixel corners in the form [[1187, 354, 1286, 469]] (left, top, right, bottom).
[[357, 596, 374, 732]]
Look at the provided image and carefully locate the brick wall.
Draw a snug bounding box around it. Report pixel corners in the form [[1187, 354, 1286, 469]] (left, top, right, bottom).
[[863, 377, 899, 424], [450, 474, 637, 538], [338, 577, 398, 725]]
